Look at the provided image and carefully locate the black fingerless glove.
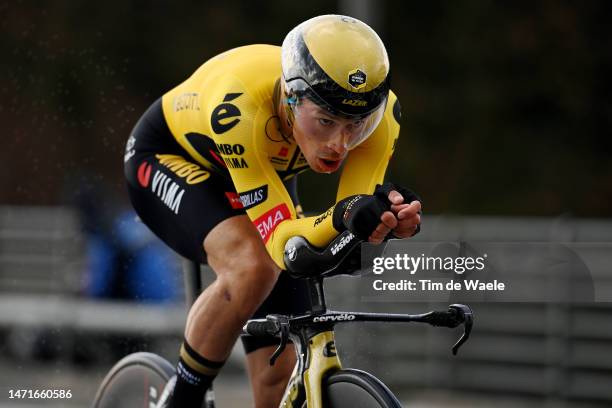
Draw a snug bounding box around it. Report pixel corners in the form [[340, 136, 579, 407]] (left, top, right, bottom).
[[332, 194, 390, 240], [374, 182, 422, 237], [374, 182, 422, 207]]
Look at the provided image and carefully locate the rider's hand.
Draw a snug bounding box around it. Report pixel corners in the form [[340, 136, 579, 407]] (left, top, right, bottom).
[[388, 191, 421, 238], [374, 182, 422, 239], [367, 194, 421, 243], [332, 194, 390, 241]]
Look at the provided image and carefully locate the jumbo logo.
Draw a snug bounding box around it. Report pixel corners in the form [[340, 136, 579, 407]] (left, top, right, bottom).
[[324, 341, 337, 357], [211, 93, 242, 134], [213, 143, 248, 169], [215, 143, 245, 156], [253, 204, 291, 243], [155, 154, 210, 185], [347, 69, 366, 89]]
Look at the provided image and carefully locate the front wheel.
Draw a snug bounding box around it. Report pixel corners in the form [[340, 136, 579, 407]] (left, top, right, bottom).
[[92, 352, 174, 408], [322, 368, 403, 407]]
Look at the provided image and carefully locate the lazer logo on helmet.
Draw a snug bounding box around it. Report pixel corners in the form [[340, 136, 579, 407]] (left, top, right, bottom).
[[313, 314, 356, 322], [331, 232, 354, 255], [253, 204, 291, 243], [341, 99, 368, 107]]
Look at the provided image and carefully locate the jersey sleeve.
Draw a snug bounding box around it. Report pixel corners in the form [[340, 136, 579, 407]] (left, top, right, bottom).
[[336, 91, 401, 200]]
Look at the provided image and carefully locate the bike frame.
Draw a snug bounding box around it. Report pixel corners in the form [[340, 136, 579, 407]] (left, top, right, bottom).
[[279, 327, 339, 407], [190, 260, 471, 408], [262, 272, 471, 408]]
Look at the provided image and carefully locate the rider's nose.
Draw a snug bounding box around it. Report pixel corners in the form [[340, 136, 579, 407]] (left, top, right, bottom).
[[328, 130, 349, 155]]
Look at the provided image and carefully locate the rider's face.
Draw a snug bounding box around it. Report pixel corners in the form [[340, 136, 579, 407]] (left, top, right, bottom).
[[292, 99, 367, 174]]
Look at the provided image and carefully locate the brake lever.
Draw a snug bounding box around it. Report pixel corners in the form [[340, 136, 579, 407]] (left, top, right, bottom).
[[268, 315, 290, 366], [449, 304, 473, 356]]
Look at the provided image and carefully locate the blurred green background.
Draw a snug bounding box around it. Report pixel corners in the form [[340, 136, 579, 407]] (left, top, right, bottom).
[[1, 1, 611, 214], [2, 3, 612, 407]]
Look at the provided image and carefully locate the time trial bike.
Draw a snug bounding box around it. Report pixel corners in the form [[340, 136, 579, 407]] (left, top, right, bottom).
[[91, 230, 473, 407]]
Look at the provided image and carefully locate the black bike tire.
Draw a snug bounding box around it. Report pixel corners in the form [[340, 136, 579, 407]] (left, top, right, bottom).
[[321, 368, 403, 408], [91, 352, 175, 408]]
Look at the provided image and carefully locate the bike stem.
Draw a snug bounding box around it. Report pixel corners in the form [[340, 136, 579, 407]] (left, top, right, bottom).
[[306, 277, 327, 314]]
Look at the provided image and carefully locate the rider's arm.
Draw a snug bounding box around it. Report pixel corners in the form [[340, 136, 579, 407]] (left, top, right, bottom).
[[222, 91, 400, 269], [227, 129, 339, 269], [336, 91, 401, 200], [265, 92, 401, 267], [268, 92, 402, 264]]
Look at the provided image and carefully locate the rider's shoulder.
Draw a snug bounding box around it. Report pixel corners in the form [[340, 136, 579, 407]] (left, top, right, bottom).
[[192, 44, 280, 94], [385, 89, 401, 125], [191, 44, 280, 111]]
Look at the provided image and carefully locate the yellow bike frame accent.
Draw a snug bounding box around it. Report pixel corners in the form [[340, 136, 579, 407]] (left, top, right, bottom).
[[303, 330, 342, 408]]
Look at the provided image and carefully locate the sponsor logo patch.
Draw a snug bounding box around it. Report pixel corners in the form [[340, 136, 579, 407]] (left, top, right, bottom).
[[223, 157, 248, 169], [313, 314, 356, 322], [286, 244, 297, 261], [124, 135, 136, 162], [216, 143, 245, 156], [211, 93, 242, 134], [348, 69, 366, 89], [137, 162, 152, 188], [239, 185, 268, 210], [173, 92, 200, 112], [214, 143, 248, 168], [253, 204, 291, 243], [150, 170, 185, 215], [331, 232, 355, 255], [341, 99, 367, 107], [225, 192, 244, 209], [155, 154, 210, 184], [313, 208, 333, 227]]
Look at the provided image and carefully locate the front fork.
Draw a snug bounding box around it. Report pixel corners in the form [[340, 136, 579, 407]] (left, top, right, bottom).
[[279, 330, 341, 408]]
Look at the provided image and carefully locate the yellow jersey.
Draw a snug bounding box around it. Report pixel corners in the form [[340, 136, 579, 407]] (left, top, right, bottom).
[[161, 45, 400, 268]]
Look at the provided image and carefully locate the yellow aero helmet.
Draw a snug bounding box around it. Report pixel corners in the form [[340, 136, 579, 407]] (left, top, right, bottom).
[[281, 14, 390, 118]]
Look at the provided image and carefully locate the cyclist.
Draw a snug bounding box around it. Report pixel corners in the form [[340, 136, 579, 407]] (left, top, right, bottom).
[[123, 14, 421, 408]]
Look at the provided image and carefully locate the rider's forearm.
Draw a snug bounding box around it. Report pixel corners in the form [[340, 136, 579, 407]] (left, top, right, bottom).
[[266, 208, 338, 269]]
